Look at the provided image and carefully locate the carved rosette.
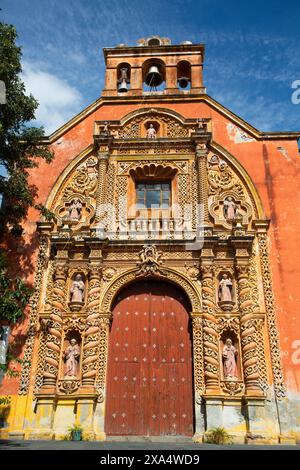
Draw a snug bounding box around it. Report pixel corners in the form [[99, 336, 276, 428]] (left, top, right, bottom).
[[203, 313, 220, 392], [81, 267, 102, 388], [236, 264, 261, 394], [192, 316, 205, 400], [42, 264, 68, 389]]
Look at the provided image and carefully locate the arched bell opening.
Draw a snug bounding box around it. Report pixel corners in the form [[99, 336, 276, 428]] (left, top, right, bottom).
[[142, 58, 166, 92], [117, 62, 131, 93], [177, 60, 191, 90]]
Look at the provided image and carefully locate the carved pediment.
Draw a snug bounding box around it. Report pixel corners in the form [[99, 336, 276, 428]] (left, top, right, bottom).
[[94, 108, 211, 140]]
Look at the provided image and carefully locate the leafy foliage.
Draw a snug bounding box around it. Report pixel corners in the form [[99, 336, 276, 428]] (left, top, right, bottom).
[[204, 426, 233, 445], [0, 22, 53, 236], [0, 251, 32, 323], [0, 22, 53, 375]]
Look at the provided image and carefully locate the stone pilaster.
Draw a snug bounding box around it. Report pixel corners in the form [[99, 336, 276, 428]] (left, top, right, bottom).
[[95, 315, 111, 401], [95, 152, 109, 223], [81, 266, 102, 391], [191, 315, 205, 401], [195, 143, 210, 226], [41, 264, 68, 392], [235, 263, 262, 395]]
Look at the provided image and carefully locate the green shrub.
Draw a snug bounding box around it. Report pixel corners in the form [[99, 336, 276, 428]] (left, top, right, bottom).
[[205, 427, 232, 445]]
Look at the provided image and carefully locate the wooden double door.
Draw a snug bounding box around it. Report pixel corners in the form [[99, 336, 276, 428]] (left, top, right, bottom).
[[105, 281, 194, 436]]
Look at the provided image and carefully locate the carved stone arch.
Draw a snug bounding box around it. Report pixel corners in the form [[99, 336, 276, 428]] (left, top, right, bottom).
[[100, 267, 201, 315], [208, 141, 266, 221], [119, 107, 187, 127], [118, 107, 196, 139], [44, 146, 99, 231], [45, 145, 94, 212]]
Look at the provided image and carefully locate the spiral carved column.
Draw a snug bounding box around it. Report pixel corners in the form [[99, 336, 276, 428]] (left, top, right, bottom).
[[81, 266, 102, 390], [195, 144, 210, 226], [201, 264, 216, 314], [42, 264, 68, 391], [203, 313, 219, 392], [95, 152, 109, 223], [201, 263, 220, 393], [236, 264, 262, 395]]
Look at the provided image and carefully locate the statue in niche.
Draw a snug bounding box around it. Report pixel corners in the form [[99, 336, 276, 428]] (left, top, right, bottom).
[[222, 338, 238, 380], [218, 274, 233, 302], [70, 274, 85, 303], [196, 118, 207, 132], [223, 196, 236, 221], [63, 338, 80, 378], [103, 121, 110, 135], [68, 199, 82, 221], [146, 123, 157, 139]]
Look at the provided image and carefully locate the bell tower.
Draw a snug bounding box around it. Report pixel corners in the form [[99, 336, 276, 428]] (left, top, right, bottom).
[[102, 36, 205, 96]]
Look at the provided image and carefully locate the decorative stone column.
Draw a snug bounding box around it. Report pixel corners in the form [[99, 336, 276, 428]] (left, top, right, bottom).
[[93, 313, 111, 440], [191, 314, 205, 439], [200, 261, 220, 394], [41, 264, 68, 392], [235, 263, 262, 395], [81, 266, 102, 391], [254, 221, 294, 442], [95, 315, 111, 400], [203, 313, 219, 393], [95, 151, 109, 224], [195, 143, 210, 227]]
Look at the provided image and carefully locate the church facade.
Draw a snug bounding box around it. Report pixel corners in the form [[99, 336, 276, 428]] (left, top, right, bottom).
[[1, 36, 300, 443]]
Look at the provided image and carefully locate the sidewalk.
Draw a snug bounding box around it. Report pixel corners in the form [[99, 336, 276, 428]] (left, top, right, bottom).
[[0, 439, 298, 450]]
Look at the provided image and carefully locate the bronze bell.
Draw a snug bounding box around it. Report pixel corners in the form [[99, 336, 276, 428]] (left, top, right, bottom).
[[145, 65, 163, 87], [178, 76, 190, 89], [118, 78, 128, 93], [118, 67, 129, 92]]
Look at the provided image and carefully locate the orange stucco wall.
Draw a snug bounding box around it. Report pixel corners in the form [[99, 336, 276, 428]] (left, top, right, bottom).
[[1, 97, 300, 400]]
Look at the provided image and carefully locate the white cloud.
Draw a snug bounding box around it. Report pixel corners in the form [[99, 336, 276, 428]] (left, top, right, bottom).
[[22, 62, 83, 134]]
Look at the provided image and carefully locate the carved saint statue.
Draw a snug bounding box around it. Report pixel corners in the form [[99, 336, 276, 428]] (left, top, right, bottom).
[[68, 199, 82, 221], [218, 274, 233, 302], [146, 124, 157, 139], [70, 274, 85, 303], [63, 338, 80, 378], [197, 118, 205, 131], [222, 338, 238, 380], [103, 121, 110, 135], [223, 196, 236, 221]]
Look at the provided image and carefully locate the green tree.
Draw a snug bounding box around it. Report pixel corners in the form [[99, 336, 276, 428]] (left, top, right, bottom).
[[0, 22, 53, 381]]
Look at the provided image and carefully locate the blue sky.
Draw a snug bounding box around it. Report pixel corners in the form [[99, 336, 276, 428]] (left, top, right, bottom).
[[1, 0, 300, 134]]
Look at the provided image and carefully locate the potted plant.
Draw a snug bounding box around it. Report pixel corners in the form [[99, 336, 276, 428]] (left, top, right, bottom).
[[68, 423, 83, 441]]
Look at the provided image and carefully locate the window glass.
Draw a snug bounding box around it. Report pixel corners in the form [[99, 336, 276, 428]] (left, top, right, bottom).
[[136, 182, 171, 208]]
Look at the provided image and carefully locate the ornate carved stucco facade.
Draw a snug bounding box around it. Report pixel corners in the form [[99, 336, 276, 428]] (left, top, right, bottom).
[[1, 37, 300, 443]]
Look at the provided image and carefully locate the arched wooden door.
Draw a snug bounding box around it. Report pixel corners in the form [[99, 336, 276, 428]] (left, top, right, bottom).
[[105, 280, 194, 436]]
